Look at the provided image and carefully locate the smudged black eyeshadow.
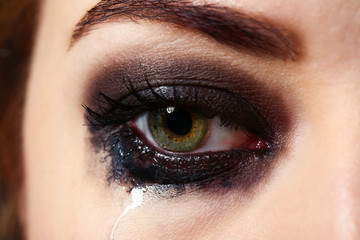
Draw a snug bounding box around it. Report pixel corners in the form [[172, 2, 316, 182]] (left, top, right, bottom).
[[84, 58, 290, 195], [91, 125, 272, 195], [88, 85, 273, 140]]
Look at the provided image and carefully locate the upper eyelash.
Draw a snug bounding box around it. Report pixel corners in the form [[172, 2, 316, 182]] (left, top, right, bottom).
[[84, 77, 167, 128], [84, 77, 269, 136]]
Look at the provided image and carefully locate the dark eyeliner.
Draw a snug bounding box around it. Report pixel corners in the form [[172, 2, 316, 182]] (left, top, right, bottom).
[[84, 58, 291, 195]]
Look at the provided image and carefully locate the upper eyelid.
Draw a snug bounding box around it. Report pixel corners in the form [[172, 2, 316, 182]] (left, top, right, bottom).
[[86, 84, 277, 143], [83, 57, 293, 144], [85, 57, 263, 109]]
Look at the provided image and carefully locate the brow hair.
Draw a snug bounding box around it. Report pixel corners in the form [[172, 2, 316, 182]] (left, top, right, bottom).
[[71, 0, 301, 60]]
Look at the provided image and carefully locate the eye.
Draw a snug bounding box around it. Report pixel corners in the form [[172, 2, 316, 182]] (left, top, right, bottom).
[[134, 107, 267, 154], [85, 83, 280, 192]]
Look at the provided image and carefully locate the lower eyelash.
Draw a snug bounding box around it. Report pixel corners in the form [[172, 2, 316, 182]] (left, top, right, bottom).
[[93, 122, 273, 196]]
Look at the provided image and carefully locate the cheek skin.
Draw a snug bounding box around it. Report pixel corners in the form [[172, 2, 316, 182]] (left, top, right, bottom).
[[24, 0, 360, 239], [109, 192, 252, 240], [23, 0, 123, 239], [23, 83, 132, 240]]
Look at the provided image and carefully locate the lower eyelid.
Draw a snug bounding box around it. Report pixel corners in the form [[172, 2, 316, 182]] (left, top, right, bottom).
[[106, 123, 271, 186]]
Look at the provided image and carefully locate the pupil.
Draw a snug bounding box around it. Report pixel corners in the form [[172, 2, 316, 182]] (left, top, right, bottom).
[[165, 108, 193, 135]]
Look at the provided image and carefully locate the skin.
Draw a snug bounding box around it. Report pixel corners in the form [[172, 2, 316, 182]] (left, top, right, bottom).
[[24, 0, 360, 239]]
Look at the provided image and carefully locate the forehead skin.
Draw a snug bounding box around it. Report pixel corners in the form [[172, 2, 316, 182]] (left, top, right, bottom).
[[24, 0, 360, 239]]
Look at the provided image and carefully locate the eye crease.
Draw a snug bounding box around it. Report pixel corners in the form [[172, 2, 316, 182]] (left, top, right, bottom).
[[84, 58, 291, 196]]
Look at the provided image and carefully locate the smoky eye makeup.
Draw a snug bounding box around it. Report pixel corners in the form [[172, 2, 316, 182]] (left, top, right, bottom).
[[83, 56, 291, 197]]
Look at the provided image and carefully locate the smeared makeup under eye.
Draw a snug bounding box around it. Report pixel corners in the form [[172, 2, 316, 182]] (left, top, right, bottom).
[[84, 58, 291, 197]]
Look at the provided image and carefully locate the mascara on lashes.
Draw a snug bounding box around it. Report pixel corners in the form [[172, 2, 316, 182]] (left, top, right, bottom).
[[84, 58, 290, 194]]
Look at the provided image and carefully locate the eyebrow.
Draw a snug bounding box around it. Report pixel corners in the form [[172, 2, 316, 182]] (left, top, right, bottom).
[[71, 0, 301, 60]]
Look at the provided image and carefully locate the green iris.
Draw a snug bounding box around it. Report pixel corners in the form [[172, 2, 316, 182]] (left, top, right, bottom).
[[148, 107, 208, 152]]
